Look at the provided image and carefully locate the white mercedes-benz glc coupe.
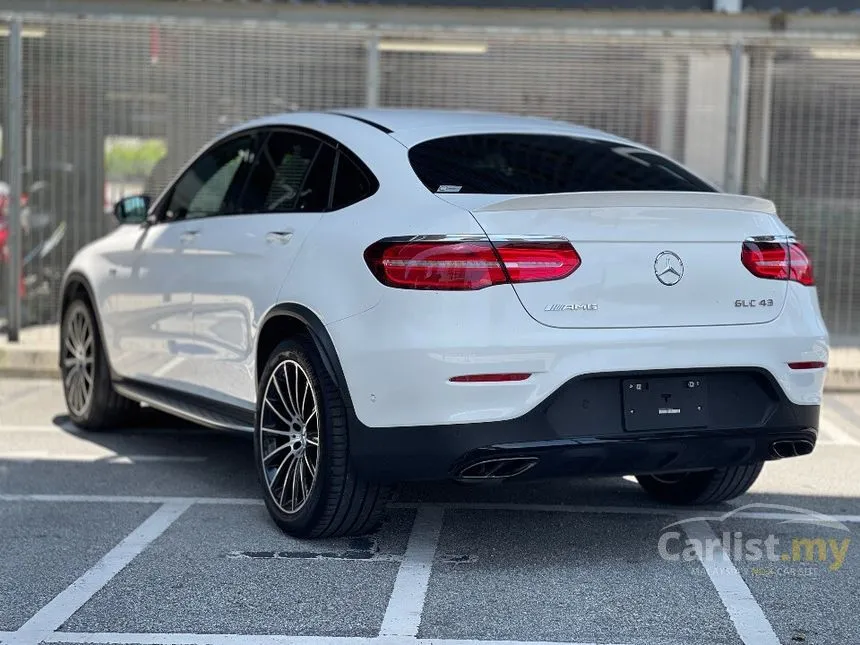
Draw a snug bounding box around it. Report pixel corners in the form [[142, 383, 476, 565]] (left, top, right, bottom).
[[60, 109, 829, 537]]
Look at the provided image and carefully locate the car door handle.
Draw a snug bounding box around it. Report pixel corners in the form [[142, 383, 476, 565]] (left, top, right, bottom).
[[266, 231, 293, 245], [179, 230, 200, 244]]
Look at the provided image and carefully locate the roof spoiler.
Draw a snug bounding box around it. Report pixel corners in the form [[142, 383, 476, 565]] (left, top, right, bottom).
[[473, 191, 777, 214]]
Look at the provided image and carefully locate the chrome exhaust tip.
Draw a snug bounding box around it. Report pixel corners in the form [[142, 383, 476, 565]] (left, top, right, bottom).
[[770, 439, 814, 459], [455, 457, 539, 481]]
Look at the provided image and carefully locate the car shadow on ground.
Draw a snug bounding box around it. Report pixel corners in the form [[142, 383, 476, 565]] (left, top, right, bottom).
[[23, 413, 860, 519]]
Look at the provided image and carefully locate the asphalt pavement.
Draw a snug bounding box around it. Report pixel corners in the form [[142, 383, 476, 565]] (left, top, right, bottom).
[[1, 378, 859, 645]]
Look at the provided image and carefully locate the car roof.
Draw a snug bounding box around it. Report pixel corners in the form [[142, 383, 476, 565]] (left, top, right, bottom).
[[331, 108, 595, 134], [235, 108, 631, 148], [332, 108, 629, 145]]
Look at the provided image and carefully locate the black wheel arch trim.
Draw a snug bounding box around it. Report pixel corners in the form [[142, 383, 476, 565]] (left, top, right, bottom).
[[59, 271, 115, 374], [257, 304, 355, 411]]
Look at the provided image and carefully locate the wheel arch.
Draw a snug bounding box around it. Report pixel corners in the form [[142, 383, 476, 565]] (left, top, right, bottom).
[[256, 304, 354, 409], [59, 271, 110, 370]]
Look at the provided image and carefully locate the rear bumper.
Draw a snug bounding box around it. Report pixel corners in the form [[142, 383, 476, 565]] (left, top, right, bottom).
[[349, 368, 819, 483], [327, 282, 828, 429]]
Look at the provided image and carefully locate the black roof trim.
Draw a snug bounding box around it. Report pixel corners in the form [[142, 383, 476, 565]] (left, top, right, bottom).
[[331, 112, 393, 134]]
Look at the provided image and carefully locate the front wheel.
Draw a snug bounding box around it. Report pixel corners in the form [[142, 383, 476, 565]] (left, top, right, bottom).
[[61, 298, 135, 430], [635, 462, 764, 505], [254, 336, 389, 538]]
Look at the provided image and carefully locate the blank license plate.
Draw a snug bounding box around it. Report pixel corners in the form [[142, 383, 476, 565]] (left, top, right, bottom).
[[622, 376, 707, 432]]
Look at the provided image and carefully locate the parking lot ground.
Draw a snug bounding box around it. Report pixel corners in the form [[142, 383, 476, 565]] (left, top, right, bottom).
[[59, 504, 414, 637], [1, 378, 859, 645], [0, 502, 158, 632], [724, 519, 860, 645], [419, 510, 740, 644]]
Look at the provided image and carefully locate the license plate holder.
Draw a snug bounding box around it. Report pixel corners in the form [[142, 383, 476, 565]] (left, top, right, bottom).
[[622, 376, 707, 432]]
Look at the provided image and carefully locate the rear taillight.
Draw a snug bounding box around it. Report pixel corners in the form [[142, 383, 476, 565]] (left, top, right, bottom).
[[364, 237, 580, 290], [741, 240, 814, 286], [493, 240, 581, 284]]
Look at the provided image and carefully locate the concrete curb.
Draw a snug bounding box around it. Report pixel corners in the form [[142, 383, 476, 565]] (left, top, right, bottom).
[[0, 344, 59, 379], [1, 342, 859, 392]]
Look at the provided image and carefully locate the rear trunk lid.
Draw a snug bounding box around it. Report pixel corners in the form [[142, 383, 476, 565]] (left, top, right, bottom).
[[441, 191, 790, 329]]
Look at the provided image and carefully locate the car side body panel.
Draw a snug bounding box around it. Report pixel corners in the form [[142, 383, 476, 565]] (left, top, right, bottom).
[[64, 222, 198, 381]]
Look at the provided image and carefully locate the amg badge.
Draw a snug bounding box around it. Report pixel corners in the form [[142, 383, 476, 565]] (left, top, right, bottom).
[[544, 303, 599, 312]]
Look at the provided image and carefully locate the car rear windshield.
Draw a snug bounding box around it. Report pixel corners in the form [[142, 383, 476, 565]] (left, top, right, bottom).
[[407, 133, 716, 195]]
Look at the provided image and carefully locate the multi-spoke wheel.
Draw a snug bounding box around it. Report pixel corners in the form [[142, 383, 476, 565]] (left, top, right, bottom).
[[61, 297, 134, 430], [260, 359, 321, 515], [63, 305, 95, 417], [254, 336, 389, 538]]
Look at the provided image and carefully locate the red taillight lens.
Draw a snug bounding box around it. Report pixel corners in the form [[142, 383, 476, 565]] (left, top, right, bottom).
[[364, 238, 580, 290], [493, 240, 581, 284], [741, 241, 814, 286], [364, 240, 506, 290], [787, 242, 814, 286]]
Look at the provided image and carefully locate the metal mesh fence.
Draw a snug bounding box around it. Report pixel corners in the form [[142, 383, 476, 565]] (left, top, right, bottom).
[[1, 12, 859, 343], [756, 44, 860, 344], [1, 16, 367, 329], [377, 34, 729, 183]]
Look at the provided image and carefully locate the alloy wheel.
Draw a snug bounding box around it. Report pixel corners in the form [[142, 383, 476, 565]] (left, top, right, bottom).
[[63, 307, 95, 417], [260, 359, 321, 514]]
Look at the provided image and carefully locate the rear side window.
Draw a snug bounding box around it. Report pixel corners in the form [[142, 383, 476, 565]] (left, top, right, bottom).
[[408, 134, 715, 195], [296, 144, 336, 212], [331, 152, 375, 210], [240, 131, 320, 213]]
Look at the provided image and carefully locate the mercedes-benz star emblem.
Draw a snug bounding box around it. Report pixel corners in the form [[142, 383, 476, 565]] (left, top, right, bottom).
[[654, 251, 684, 286]]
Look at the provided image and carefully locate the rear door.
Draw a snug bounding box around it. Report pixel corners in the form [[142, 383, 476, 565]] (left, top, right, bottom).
[[410, 132, 789, 329], [189, 129, 336, 406]]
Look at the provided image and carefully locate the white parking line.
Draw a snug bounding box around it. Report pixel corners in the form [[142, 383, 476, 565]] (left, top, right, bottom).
[[681, 520, 780, 645], [0, 453, 206, 463], [5, 501, 192, 645], [0, 493, 263, 505], [47, 635, 384, 644], [0, 423, 80, 434], [380, 505, 445, 637], [389, 501, 681, 517], [389, 501, 860, 523], [0, 424, 215, 436], [2, 494, 860, 522], [46, 634, 625, 645], [112, 455, 207, 463]]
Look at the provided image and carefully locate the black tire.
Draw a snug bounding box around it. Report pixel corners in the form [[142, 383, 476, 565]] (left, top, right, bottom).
[[635, 462, 764, 505], [61, 298, 135, 430], [254, 335, 389, 538]]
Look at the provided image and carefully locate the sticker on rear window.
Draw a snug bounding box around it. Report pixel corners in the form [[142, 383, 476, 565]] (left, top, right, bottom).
[[437, 185, 462, 193]]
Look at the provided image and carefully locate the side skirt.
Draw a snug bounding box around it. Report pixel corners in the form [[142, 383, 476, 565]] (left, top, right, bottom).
[[113, 379, 255, 432]]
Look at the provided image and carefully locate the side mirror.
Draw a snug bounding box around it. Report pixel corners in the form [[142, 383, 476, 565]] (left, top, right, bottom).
[[113, 194, 151, 224]]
